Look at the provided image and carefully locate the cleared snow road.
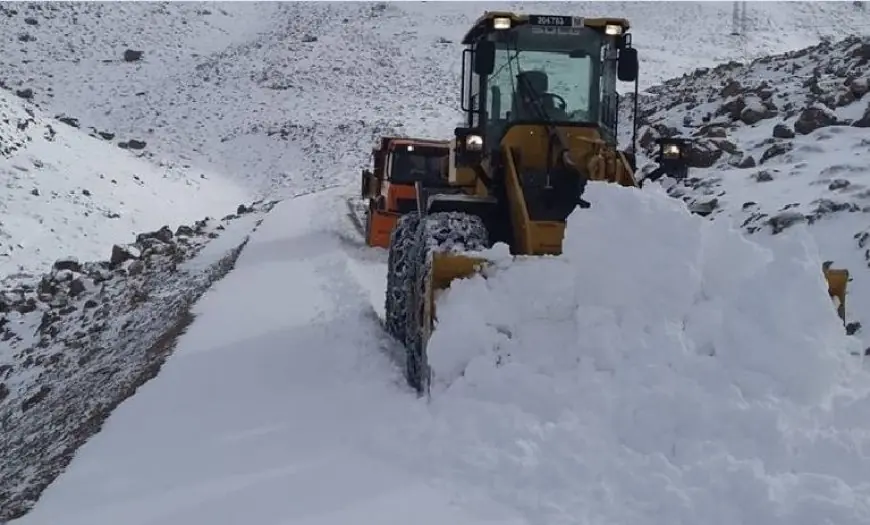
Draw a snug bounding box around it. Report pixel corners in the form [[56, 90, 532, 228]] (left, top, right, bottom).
[[11, 187, 514, 525]]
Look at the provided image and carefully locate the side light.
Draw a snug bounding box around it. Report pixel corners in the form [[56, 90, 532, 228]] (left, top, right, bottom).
[[466, 134, 484, 151], [663, 143, 681, 158]]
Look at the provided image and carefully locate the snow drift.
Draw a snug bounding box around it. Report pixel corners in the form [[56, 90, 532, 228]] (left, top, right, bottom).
[[397, 181, 870, 525]]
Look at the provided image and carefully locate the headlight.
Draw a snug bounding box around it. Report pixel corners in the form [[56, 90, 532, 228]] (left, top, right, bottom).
[[466, 134, 483, 151], [663, 143, 681, 158], [605, 24, 623, 36], [493, 17, 511, 30]]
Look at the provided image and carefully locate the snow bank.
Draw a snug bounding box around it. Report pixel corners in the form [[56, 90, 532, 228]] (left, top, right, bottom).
[[419, 181, 870, 525]]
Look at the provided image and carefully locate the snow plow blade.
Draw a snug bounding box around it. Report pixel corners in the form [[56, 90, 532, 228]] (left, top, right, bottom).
[[428, 259, 851, 325], [430, 252, 488, 292], [824, 267, 849, 324]]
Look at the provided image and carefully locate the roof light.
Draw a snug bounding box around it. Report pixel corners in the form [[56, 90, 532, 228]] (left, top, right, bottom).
[[493, 17, 511, 30], [605, 24, 623, 36]]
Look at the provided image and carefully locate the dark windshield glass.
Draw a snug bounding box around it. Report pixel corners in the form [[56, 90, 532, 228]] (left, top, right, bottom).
[[390, 148, 447, 184]]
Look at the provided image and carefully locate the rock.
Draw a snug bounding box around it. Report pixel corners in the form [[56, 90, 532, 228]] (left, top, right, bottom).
[[21, 385, 51, 412], [52, 257, 81, 273], [849, 77, 869, 99], [15, 298, 38, 314], [794, 107, 837, 135], [684, 140, 723, 168], [760, 142, 792, 164], [123, 49, 144, 62], [852, 104, 870, 128], [127, 260, 145, 276], [719, 97, 746, 121], [0, 382, 8, 402], [698, 124, 727, 138], [57, 116, 80, 128], [689, 198, 719, 216], [136, 225, 174, 245], [237, 204, 252, 215], [15, 88, 33, 100], [737, 155, 757, 169], [23, 16, 37, 25], [110, 244, 138, 267], [126, 139, 146, 150], [713, 139, 739, 155], [829, 179, 851, 190], [37, 276, 57, 296], [772, 123, 795, 139], [739, 96, 776, 125], [752, 170, 775, 182], [175, 225, 195, 237], [851, 42, 870, 59], [720, 80, 743, 98], [68, 278, 86, 297], [769, 211, 806, 234]]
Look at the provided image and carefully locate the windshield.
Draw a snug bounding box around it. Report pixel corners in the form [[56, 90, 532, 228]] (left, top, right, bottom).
[[486, 26, 604, 128], [389, 148, 447, 184]]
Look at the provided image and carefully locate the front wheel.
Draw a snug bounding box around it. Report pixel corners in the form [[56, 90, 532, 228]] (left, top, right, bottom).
[[404, 211, 489, 395], [384, 212, 422, 347]]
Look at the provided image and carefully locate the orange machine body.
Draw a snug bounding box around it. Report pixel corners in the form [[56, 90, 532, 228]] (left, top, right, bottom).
[[362, 137, 450, 248]]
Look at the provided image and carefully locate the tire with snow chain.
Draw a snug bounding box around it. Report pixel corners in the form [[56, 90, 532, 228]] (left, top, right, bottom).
[[404, 212, 489, 395], [385, 211, 421, 346]]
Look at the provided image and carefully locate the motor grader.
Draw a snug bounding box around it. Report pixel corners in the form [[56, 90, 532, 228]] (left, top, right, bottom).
[[358, 137, 451, 248], [383, 11, 851, 396]]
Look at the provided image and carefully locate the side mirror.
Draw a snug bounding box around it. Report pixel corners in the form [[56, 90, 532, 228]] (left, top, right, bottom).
[[360, 169, 374, 198], [474, 41, 495, 76], [618, 47, 638, 82]]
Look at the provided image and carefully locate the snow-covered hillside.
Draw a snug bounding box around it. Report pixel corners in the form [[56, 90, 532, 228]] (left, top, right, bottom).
[[625, 35, 870, 349], [5, 1, 870, 523], [10, 183, 870, 525], [2, 1, 868, 195], [0, 89, 247, 277]]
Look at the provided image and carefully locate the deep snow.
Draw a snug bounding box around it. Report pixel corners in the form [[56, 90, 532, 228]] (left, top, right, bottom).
[[624, 35, 870, 349], [12, 182, 870, 525], [5, 1, 870, 523]]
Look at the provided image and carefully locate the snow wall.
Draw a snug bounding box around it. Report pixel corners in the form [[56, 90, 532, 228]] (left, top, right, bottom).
[[414, 181, 870, 525]]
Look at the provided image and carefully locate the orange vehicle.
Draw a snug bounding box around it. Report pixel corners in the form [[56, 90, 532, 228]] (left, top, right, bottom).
[[359, 137, 451, 248]]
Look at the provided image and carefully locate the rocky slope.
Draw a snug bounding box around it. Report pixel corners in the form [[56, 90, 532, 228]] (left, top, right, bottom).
[[0, 200, 276, 522], [0, 86, 246, 277], [622, 35, 870, 345], [3, 2, 869, 199]]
